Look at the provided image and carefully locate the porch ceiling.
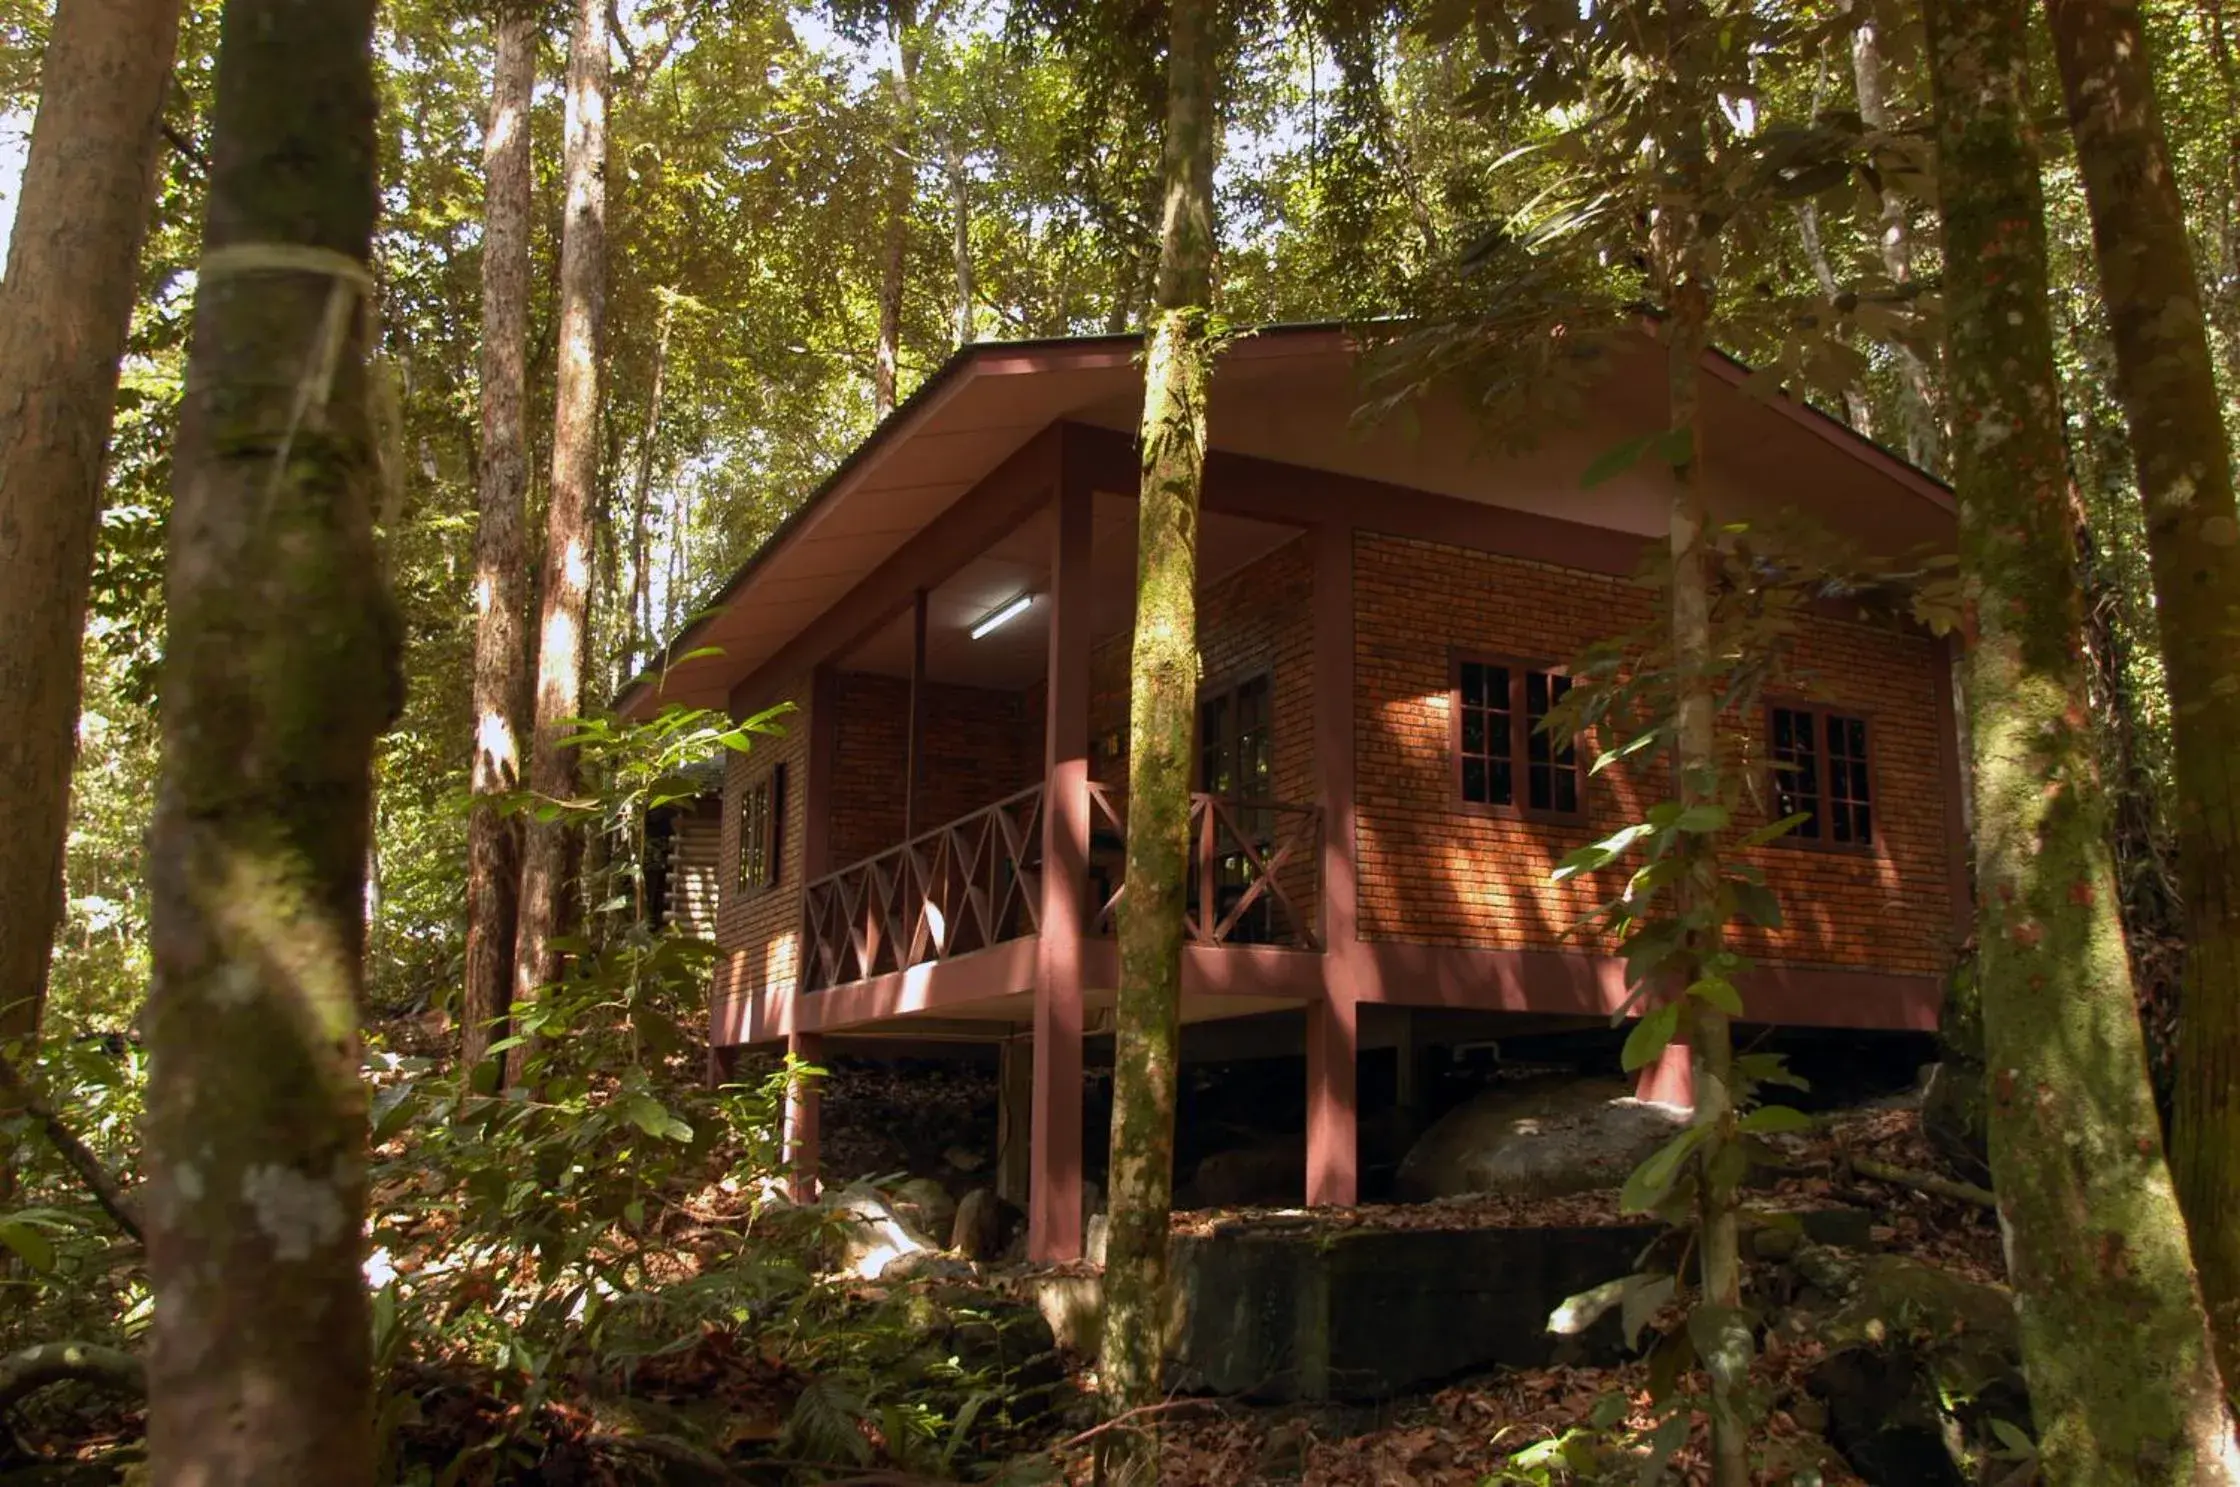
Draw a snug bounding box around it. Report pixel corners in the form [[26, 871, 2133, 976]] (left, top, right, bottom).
[[837, 492, 1303, 688]]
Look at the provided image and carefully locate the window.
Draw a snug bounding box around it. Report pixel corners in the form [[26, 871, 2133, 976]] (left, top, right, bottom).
[[1768, 705, 1873, 847], [739, 764, 786, 890], [1454, 656, 1582, 818], [1198, 673, 1272, 804]]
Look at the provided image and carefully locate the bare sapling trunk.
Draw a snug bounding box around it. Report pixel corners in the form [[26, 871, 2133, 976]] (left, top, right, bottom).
[[462, 1, 537, 1081], [0, 0, 185, 1049], [512, 0, 609, 1085], [1925, 0, 2240, 1477], [144, 0, 398, 1476], [2046, 0, 2240, 1393], [873, 6, 921, 420], [947, 130, 974, 346], [1848, 0, 1940, 471], [1098, 0, 1215, 1480], [624, 296, 673, 675]]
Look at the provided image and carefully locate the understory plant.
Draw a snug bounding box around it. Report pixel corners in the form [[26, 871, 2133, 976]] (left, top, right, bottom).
[[1539, 515, 1958, 1481]]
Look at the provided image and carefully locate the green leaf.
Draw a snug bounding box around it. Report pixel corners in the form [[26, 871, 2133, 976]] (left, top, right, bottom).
[[1686, 1302, 1755, 1390], [1621, 1001, 1683, 1073], [1684, 976, 1744, 1015], [1547, 1275, 1627, 1336], [1674, 802, 1729, 833], [1732, 880, 1784, 929], [1739, 811, 1815, 848], [1580, 432, 1656, 488], [1739, 1105, 1815, 1134], [1552, 823, 1651, 882], [621, 1093, 693, 1143], [0, 1220, 55, 1274], [1621, 1273, 1676, 1352], [1621, 1124, 1709, 1214]]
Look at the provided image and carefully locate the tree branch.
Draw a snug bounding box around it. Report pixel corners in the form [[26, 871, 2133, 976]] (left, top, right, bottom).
[[0, 1342, 143, 1413], [1850, 1155, 1996, 1209], [0, 1050, 141, 1243]]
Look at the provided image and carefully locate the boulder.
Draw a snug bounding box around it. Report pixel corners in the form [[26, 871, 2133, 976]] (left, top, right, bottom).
[[1187, 1133, 1304, 1208], [951, 1187, 1004, 1260], [892, 1176, 957, 1242], [1784, 1244, 2027, 1487], [1394, 1077, 1690, 1202], [827, 1188, 937, 1280]]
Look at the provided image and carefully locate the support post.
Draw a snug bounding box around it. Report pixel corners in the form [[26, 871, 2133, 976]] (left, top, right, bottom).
[[997, 1031, 1033, 1206], [905, 587, 927, 837], [1635, 1036, 1695, 1109], [784, 1029, 825, 1203], [1031, 479, 1092, 1260], [1307, 521, 1362, 1205]]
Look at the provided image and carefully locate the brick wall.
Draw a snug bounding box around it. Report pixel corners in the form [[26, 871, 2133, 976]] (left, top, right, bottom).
[[826, 671, 1039, 867], [712, 672, 813, 1010], [1352, 531, 1953, 977]]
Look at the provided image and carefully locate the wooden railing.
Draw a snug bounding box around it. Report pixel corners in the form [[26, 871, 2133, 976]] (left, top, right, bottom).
[[801, 785, 1045, 992], [1085, 784, 1322, 950], [801, 781, 1324, 991]]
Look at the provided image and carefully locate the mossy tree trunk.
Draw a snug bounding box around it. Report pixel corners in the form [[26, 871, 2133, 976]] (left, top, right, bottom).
[[143, 0, 397, 1476], [511, 0, 608, 1084], [462, 1, 537, 1081], [0, 0, 184, 1049], [1925, 0, 2240, 1476], [2046, 0, 2240, 1392], [1098, 0, 1215, 1480]]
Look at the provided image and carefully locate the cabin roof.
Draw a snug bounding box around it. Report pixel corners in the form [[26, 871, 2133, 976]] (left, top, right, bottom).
[[617, 322, 1952, 718]]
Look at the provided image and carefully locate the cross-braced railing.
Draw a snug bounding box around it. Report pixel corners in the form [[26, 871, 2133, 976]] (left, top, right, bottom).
[[1084, 784, 1322, 950], [801, 784, 1045, 991]]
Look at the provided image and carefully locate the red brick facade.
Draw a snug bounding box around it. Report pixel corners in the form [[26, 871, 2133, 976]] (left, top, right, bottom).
[[1351, 531, 1955, 978], [713, 672, 812, 1009]]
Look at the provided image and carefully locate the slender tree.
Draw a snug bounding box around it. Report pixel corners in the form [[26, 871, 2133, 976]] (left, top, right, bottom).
[[512, 0, 609, 1082], [873, 0, 922, 419], [1099, 0, 1216, 1479], [0, 0, 185, 1050], [1845, 0, 1939, 470], [1924, 0, 2240, 1477], [2045, 0, 2240, 1390], [462, 1, 538, 1080], [946, 130, 975, 346], [143, 0, 397, 1475]]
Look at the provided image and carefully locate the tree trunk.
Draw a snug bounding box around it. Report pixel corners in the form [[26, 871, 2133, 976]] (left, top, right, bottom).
[[873, 10, 920, 421], [511, 0, 608, 1085], [0, 0, 184, 1049], [2046, 0, 2240, 1393], [1098, 0, 1215, 1481], [461, 1, 537, 1082], [946, 130, 974, 347], [144, 0, 396, 1475], [1848, 0, 1941, 471], [625, 296, 673, 674], [1793, 199, 1875, 434], [1925, 0, 2240, 1477]]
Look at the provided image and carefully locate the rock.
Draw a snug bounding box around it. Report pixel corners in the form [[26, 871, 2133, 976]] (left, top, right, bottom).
[[951, 1187, 1004, 1260], [1084, 1212, 1109, 1267], [1189, 1133, 1305, 1208], [1748, 1205, 1875, 1262], [1787, 1244, 2027, 1487], [884, 1251, 976, 1283], [892, 1176, 957, 1241], [1393, 1077, 1690, 1202], [828, 1188, 937, 1280], [1028, 1273, 1104, 1353], [944, 1144, 987, 1172]]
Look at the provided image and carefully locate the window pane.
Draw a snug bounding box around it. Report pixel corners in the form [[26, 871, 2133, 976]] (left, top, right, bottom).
[[1461, 663, 1485, 708], [1528, 765, 1552, 811], [1555, 768, 1579, 815], [1490, 759, 1513, 805], [1462, 710, 1486, 754], [1827, 713, 1872, 846], [1462, 757, 1488, 803], [1770, 706, 1821, 839]]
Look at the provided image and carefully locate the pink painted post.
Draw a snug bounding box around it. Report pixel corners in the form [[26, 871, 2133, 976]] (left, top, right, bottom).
[[784, 1029, 825, 1202], [1634, 1036, 1695, 1109], [1307, 522, 1362, 1205], [1030, 478, 1091, 1261]]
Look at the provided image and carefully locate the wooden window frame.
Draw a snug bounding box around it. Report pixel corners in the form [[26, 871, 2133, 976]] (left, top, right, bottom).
[[1196, 668, 1274, 802], [1763, 700, 1879, 856], [1449, 651, 1588, 824], [738, 762, 787, 892]]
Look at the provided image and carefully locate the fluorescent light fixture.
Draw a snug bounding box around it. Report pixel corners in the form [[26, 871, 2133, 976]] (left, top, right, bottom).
[[970, 593, 1034, 640]]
